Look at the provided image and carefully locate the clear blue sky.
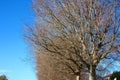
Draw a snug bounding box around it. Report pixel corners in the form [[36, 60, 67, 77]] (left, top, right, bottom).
[[0, 0, 37, 80]]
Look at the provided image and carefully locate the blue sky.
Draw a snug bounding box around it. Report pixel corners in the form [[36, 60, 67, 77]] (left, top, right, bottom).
[[0, 0, 37, 80]]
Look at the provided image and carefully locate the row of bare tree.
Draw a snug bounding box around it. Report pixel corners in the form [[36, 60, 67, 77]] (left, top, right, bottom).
[[24, 0, 120, 80]]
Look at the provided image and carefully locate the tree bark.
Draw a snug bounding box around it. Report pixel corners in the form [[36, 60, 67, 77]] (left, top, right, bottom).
[[76, 75, 80, 80], [89, 65, 96, 80]]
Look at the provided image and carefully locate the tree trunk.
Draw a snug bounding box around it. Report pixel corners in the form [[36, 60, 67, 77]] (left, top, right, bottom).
[[76, 75, 81, 80], [89, 65, 96, 80]]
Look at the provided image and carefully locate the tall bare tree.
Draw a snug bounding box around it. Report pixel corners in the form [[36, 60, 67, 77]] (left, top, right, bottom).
[[36, 49, 76, 80], [24, 0, 120, 80]]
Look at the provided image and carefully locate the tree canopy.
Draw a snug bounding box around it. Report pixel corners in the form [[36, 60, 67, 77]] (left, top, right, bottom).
[[24, 0, 120, 80], [110, 71, 120, 80], [0, 75, 8, 80]]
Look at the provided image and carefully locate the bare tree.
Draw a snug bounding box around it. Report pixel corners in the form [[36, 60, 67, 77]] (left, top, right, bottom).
[[36, 49, 76, 80], [24, 0, 120, 80]]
